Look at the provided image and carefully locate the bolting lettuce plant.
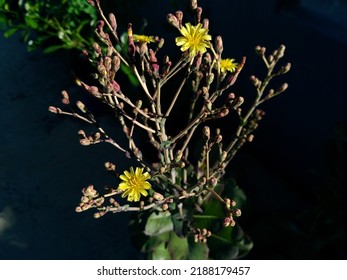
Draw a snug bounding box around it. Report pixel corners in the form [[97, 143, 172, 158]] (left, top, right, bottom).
[[49, 0, 291, 259]]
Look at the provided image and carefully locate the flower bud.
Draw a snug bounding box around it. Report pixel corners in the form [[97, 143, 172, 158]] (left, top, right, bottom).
[[203, 126, 210, 139], [167, 13, 179, 29], [190, 0, 198, 10], [76, 101, 87, 113], [234, 209, 242, 217], [153, 192, 164, 201], [233, 96, 244, 109], [48, 106, 61, 114], [215, 36, 223, 55], [109, 13, 117, 31]]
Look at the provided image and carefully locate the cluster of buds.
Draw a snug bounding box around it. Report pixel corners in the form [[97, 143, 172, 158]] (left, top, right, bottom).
[[78, 130, 102, 146], [223, 198, 242, 227], [193, 228, 212, 243], [75, 185, 105, 212]]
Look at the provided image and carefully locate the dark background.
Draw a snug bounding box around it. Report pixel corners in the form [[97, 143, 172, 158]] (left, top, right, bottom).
[[1, 0, 347, 259]]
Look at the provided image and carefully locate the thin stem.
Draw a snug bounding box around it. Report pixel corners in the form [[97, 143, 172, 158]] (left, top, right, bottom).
[[164, 76, 187, 118]]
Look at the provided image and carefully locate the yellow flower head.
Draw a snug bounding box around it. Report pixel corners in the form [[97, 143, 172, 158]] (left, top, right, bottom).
[[175, 23, 211, 57], [219, 58, 238, 73], [133, 34, 155, 44], [118, 167, 151, 202]]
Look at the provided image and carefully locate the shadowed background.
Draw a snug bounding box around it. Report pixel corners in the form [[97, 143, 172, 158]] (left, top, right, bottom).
[[1, 0, 347, 259]]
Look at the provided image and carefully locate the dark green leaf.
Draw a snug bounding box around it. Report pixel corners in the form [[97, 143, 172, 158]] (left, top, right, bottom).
[[3, 27, 18, 38], [167, 231, 189, 259], [43, 44, 64, 53], [144, 211, 173, 236]]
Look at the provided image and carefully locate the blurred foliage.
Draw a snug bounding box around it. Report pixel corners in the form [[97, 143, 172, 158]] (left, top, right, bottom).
[[0, 0, 97, 53]]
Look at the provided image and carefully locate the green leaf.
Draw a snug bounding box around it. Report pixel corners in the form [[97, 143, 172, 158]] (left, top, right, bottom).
[[151, 242, 171, 260], [188, 238, 209, 260], [144, 211, 173, 236], [24, 16, 39, 29], [3, 27, 18, 38], [43, 44, 64, 53], [167, 231, 189, 259]]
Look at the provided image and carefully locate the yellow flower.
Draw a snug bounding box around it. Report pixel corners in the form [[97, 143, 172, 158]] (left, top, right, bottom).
[[133, 34, 155, 44], [118, 167, 151, 202], [219, 58, 238, 73], [175, 23, 211, 57]]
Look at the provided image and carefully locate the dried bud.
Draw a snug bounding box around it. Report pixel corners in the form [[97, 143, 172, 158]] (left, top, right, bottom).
[[75, 206, 83, 212], [196, 7, 203, 23]]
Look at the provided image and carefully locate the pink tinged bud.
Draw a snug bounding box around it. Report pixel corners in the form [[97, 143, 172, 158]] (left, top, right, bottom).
[[61, 90, 70, 105], [149, 49, 159, 73], [196, 7, 203, 23], [87, 0, 95, 6], [112, 56, 121, 72], [88, 86, 102, 98], [167, 13, 180, 29], [109, 13, 117, 31], [48, 106, 61, 114], [112, 80, 121, 92], [215, 36, 223, 55], [227, 56, 246, 86], [127, 23, 136, 58], [92, 42, 102, 55], [202, 18, 209, 29], [175, 10, 183, 27]]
